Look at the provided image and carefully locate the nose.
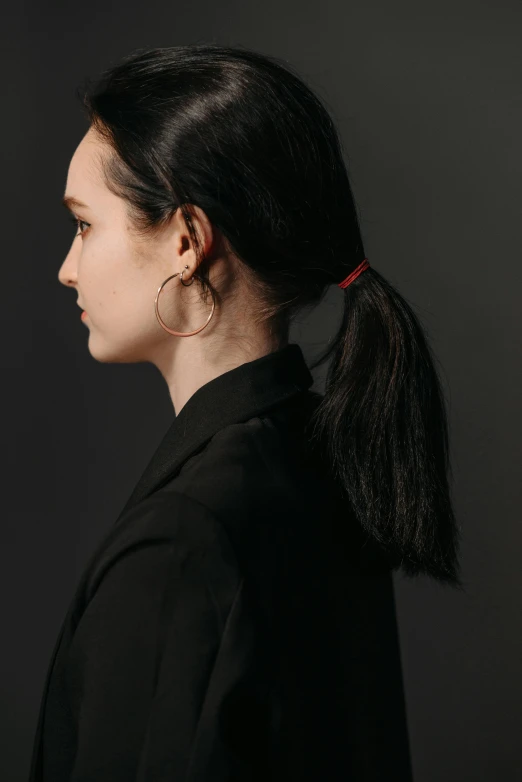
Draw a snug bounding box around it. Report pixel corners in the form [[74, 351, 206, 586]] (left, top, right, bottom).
[[58, 240, 79, 290]]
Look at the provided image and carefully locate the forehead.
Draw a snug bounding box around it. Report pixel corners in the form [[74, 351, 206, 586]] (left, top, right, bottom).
[[66, 130, 109, 200]]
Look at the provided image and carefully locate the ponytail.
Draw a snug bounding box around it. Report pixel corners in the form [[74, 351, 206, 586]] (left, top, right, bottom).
[[308, 265, 463, 589]]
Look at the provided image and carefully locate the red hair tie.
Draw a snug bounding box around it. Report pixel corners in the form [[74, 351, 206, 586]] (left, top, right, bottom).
[[338, 258, 370, 288]]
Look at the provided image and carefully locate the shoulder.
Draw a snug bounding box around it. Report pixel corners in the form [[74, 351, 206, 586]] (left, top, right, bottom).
[[77, 491, 241, 615], [64, 494, 244, 734]]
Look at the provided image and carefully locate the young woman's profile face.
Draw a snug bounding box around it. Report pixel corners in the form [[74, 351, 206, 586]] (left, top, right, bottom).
[[58, 127, 202, 364]]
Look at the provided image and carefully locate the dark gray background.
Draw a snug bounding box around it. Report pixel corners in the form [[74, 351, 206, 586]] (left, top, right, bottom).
[[3, 1, 521, 780]]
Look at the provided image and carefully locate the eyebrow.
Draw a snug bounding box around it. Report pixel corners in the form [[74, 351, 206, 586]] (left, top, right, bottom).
[[62, 195, 90, 212]]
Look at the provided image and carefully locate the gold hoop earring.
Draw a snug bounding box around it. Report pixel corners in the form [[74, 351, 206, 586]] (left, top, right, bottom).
[[154, 265, 216, 337]]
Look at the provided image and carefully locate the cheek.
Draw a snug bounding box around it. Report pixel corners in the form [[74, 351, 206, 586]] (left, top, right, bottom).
[[79, 235, 128, 302], [80, 238, 156, 327]]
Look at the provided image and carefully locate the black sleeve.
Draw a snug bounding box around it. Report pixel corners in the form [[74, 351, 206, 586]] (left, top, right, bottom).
[[64, 526, 241, 781]]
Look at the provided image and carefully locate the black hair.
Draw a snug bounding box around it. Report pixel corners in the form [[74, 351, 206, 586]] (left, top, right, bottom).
[[76, 42, 462, 589]]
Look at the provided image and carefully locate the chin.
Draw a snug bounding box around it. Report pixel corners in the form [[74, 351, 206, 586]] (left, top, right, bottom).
[[88, 333, 154, 364]]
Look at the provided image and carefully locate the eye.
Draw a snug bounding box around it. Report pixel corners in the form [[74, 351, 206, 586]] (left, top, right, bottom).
[[68, 215, 91, 238]]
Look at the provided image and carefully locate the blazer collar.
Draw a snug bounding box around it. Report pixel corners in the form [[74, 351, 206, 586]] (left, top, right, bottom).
[[117, 342, 314, 519]]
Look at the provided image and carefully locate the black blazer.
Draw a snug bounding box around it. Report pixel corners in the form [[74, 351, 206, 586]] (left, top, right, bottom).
[[28, 343, 412, 782]]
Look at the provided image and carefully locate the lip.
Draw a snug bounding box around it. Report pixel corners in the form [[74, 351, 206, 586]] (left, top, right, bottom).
[[80, 310, 88, 320]]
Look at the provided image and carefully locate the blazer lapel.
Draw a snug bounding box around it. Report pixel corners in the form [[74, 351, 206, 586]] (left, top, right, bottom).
[[117, 343, 314, 520]]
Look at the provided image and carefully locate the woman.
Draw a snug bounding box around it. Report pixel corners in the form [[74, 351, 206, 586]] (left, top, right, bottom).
[[29, 43, 462, 781]]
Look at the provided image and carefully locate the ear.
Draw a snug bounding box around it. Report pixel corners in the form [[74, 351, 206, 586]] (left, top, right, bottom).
[[176, 204, 216, 282]]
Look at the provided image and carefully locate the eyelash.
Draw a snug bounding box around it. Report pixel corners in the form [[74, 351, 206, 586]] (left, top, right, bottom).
[[68, 215, 91, 237]]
